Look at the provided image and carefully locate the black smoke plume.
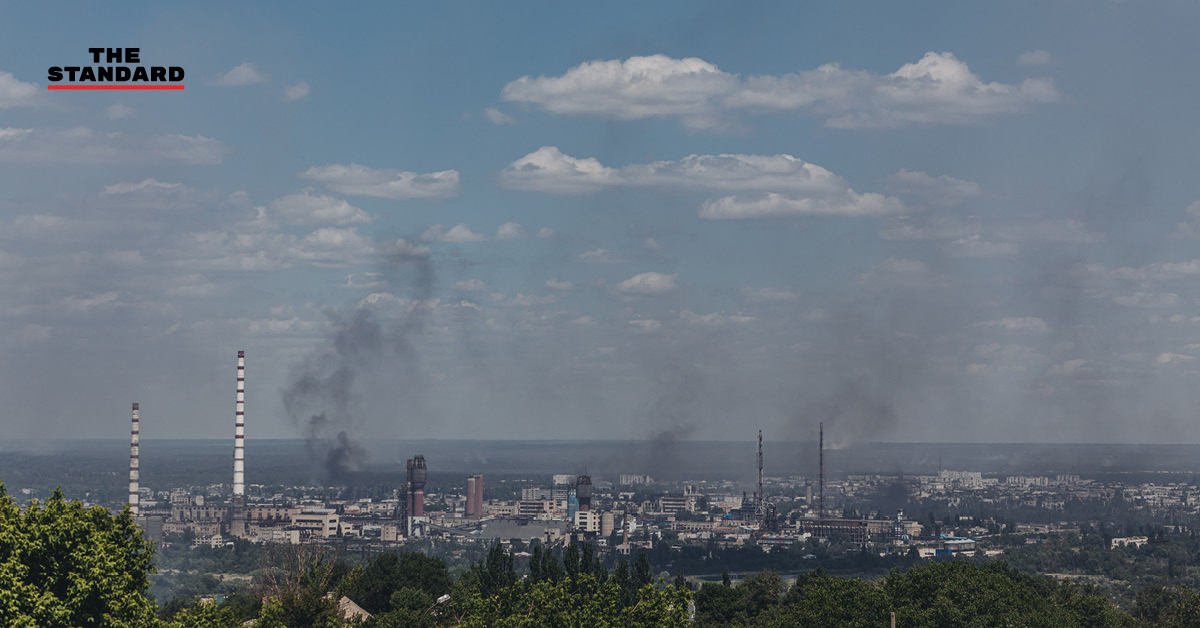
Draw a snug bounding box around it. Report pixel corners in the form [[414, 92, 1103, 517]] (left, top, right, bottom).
[[281, 246, 432, 483]]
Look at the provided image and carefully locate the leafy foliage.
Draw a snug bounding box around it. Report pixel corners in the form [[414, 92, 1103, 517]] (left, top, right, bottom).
[[0, 484, 158, 627]]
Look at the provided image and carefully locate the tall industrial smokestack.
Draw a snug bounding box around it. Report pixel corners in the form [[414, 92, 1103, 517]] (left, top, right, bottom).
[[756, 430, 764, 523], [233, 350, 245, 503], [576, 475, 592, 511], [408, 455, 427, 518], [129, 402, 139, 516], [818, 422, 826, 520]]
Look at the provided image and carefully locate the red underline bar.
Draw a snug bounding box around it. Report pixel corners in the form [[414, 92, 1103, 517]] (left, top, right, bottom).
[[47, 85, 185, 90]]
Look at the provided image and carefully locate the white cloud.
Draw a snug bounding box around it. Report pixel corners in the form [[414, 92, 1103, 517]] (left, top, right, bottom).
[[217, 62, 269, 86], [616, 271, 678, 295], [98, 178, 203, 210], [380, 238, 430, 259], [495, 222, 525, 240], [422, 223, 485, 243], [502, 147, 850, 195], [502, 148, 901, 219], [1018, 50, 1053, 66], [176, 227, 382, 270], [536, 227, 556, 238], [485, 107, 516, 125], [500, 146, 618, 193], [1157, 352, 1195, 365], [503, 52, 1058, 129], [1169, 201, 1200, 240], [454, 279, 489, 292], [0, 71, 39, 108], [490, 293, 558, 307], [700, 191, 903, 219], [103, 104, 135, 120], [884, 169, 981, 206], [0, 127, 227, 165], [300, 163, 459, 200], [974, 317, 1049, 333], [283, 81, 310, 102], [264, 191, 370, 225], [679, 310, 755, 326], [575, 248, 628, 264], [342, 273, 385, 290], [502, 55, 736, 123], [628, 319, 663, 332], [545, 278, 574, 290], [642, 237, 661, 251], [1112, 292, 1181, 308]]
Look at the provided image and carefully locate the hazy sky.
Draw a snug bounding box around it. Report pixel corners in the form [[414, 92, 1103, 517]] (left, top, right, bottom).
[[2, 2, 1200, 445]]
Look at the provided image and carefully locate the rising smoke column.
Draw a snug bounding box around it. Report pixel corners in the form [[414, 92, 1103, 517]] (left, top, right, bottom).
[[281, 244, 432, 483]]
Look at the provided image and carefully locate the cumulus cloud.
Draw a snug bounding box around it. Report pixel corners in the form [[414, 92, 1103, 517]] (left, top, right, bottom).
[[1169, 201, 1200, 240], [974, 317, 1049, 333], [503, 147, 847, 194], [283, 81, 310, 102], [300, 163, 459, 199], [545, 278, 574, 290], [884, 169, 981, 206], [454, 279, 489, 292], [575, 248, 628, 264], [1018, 50, 1053, 66], [1111, 292, 1181, 308], [615, 271, 678, 295], [421, 223, 485, 243], [176, 227, 384, 270], [342, 273, 386, 290], [0, 71, 39, 108], [502, 52, 1058, 128], [217, 62, 269, 86], [101, 178, 202, 209], [503, 147, 901, 219], [679, 310, 755, 326], [699, 191, 902, 219], [495, 222, 525, 240], [536, 227, 556, 238], [485, 107, 516, 124], [628, 319, 663, 332], [1156, 352, 1195, 365], [264, 191, 370, 225], [103, 104, 135, 120], [0, 127, 227, 165], [490, 293, 558, 307]]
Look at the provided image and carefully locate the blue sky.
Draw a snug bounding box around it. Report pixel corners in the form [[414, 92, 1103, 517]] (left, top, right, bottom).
[[2, 2, 1200, 447]]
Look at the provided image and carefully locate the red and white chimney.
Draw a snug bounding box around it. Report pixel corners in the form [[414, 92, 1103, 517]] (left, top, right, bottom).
[[233, 350, 245, 501], [129, 402, 140, 516]]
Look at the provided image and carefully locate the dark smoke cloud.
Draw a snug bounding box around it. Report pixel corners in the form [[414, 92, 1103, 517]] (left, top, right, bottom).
[[281, 247, 432, 483]]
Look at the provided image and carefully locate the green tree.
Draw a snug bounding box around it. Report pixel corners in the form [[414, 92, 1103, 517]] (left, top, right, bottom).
[[0, 485, 159, 628]]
